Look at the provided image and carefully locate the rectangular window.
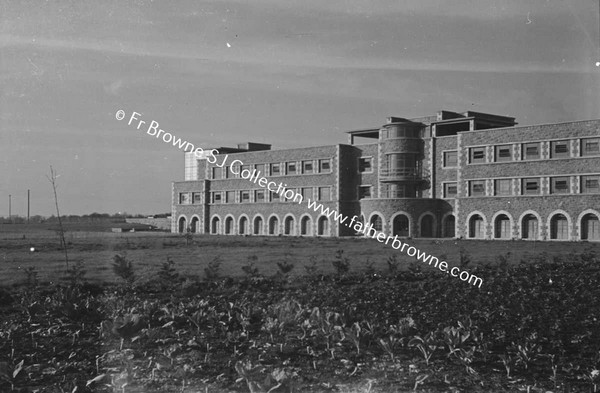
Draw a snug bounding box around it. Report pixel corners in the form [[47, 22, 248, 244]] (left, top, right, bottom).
[[286, 162, 297, 175], [231, 163, 240, 178], [240, 164, 251, 174], [358, 186, 371, 199], [469, 180, 485, 196], [302, 160, 313, 174], [551, 177, 570, 194], [389, 185, 407, 198], [551, 140, 569, 158], [270, 191, 280, 202], [319, 159, 331, 173], [494, 179, 512, 195], [211, 192, 222, 204], [469, 147, 486, 164], [179, 193, 191, 204], [226, 191, 236, 203], [522, 142, 540, 160], [301, 187, 312, 200], [443, 182, 457, 198], [318, 187, 331, 201], [284, 188, 297, 202], [582, 175, 600, 193], [495, 145, 512, 162], [255, 164, 266, 176], [582, 138, 600, 156], [240, 190, 250, 202], [522, 178, 540, 195], [255, 189, 265, 202], [211, 167, 222, 179], [192, 192, 202, 204], [358, 157, 372, 172], [223, 166, 230, 179], [443, 151, 457, 168], [270, 163, 281, 176]]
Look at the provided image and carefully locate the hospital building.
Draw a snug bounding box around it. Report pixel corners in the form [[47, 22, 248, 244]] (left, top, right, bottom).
[[172, 110, 600, 241]]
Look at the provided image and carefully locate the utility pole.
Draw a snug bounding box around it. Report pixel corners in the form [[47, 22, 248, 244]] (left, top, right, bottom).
[[27, 189, 30, 223], [8, 194, 11, 223]]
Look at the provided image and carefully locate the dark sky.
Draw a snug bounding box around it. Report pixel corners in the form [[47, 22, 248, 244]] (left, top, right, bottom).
[[1, 0, 599, 216]]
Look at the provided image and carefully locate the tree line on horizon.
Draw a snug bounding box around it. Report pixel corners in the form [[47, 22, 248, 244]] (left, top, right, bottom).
[[0, 212, 171, 224]]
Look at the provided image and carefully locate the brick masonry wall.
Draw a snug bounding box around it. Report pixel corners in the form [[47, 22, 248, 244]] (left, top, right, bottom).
[[457, 195, 600, 240], [354, 143, 378, 197], [433, 136, 459, 199], [460, 157, 600, 180], [460, 121, 600, 181], [422, 137, 433, 198], [455, 120, 600, 240], [174, 145, 343, 236], [172, 181, 205, 232], [205, 146, 338, 192], [462, 120, 599, 145]]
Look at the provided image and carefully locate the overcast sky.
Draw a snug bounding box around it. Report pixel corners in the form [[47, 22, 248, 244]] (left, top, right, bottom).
[[1, 0, 599, 216]]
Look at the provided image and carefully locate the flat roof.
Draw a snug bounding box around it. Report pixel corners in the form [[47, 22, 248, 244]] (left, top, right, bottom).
[[345, 128, 380, 138]]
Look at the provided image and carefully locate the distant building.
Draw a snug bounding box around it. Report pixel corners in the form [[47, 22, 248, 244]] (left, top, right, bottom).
[[172, 110, 600, 241]]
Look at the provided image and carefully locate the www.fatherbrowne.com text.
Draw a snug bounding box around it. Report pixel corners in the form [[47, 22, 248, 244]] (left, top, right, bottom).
[[116, 109, 483, 288]]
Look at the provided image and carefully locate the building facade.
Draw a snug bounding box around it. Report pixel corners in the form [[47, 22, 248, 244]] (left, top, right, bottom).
[[172, 110, 600, 241]]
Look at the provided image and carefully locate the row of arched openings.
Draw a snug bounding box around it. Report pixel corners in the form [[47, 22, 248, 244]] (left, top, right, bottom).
[[467, 210, 600, 240], [365, 212, 456, 238], [178, 210, 599, 240], [178, 215, 332, 236]]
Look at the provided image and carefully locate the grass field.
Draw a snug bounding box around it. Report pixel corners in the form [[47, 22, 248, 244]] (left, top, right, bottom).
[[1, 223, 599, 286]]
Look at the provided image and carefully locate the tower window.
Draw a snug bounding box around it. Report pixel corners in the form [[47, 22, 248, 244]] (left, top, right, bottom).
[[358, 157, 372, 172]]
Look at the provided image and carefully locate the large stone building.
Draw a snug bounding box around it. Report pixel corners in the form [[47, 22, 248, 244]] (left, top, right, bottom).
[[172, 110, 600, 241]]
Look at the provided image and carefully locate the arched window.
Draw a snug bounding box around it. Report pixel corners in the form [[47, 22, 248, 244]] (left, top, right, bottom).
[[469, 214, 485, 239], [300, 216, 312, 235], [269, 216, 279, 235], [443, 215, 455, 238], [420, 214, 434, 238], [317, 216, 330, 236], [370, 214, 383, 232], [211, 217, 220, 234], [190, 217, 199, 233], [521, 214, 538, 240], [284, 216, 295, 235], [225, 216, 234, 235], [239, 216, 248, 235], [178, 217, 187, 233], [393, 214, 409, 237], [494, 214, 511, 239], [581, 213, 599, 241], [253, 216, 263, 235], [550, 214, 569, 240]]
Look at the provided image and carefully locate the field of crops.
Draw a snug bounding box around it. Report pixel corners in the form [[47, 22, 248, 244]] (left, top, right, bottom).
[[1, 230, 600, 392], [0, 227, 592, 285]]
